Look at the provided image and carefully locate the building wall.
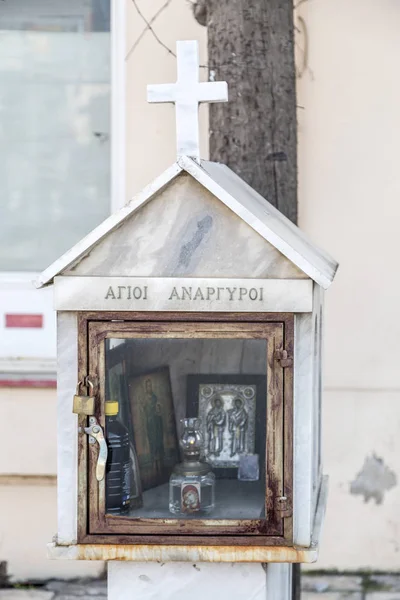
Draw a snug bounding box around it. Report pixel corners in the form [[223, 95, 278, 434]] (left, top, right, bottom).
[[0, 388, 103, 580], [2, 0, 399, 579], [297, 0, 400, 570], [0, 0, 110, 580]]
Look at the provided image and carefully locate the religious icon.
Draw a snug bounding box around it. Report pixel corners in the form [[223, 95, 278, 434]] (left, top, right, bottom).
[[181, 482, 201, 513], [142, 378, 165, 479], [202, 385, 255, 469], [206, 396, 226, 456], [187, 375, 265, 475], [129, 367, 179, 491], [228, 397, 248, 457]]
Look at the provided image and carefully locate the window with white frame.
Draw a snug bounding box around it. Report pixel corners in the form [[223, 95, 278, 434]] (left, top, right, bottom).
[[0, 0, 119, 379]]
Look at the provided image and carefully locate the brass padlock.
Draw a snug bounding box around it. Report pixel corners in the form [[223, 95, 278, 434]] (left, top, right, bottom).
[[73, 379, 95, 416]]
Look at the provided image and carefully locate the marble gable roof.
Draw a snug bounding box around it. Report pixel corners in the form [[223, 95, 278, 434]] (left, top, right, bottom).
[[36, 156, 338, 289]]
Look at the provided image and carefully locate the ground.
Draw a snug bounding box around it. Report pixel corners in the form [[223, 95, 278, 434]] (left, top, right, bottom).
[[1, 574, 400, 599]]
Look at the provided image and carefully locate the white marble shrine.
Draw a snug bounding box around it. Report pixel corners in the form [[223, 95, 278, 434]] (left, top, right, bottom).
[[37, 40, 338, 600]]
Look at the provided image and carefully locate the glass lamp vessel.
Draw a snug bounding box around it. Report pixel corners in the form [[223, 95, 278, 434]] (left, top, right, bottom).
[[169, 418, 215, 515]]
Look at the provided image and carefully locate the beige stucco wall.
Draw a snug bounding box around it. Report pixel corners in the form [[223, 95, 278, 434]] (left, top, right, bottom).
[[0, 388, 103, 580], [0, 388, 56, 475], [0, 482, 103, 581], [297, 0, 400, 570]]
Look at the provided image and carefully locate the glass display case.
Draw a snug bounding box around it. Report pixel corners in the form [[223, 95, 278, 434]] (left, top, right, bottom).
[[77, 314, 293, 545]]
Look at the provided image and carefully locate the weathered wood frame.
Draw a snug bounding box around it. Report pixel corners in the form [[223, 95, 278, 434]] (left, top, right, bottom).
[[76, 312, 293, 546]]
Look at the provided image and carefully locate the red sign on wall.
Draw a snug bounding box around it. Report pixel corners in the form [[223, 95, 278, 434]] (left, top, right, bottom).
[[5, 314, 43, 328]]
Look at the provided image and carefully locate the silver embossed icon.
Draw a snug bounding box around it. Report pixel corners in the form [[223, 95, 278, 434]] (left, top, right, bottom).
[[228, 397, 248, 457], [206, 396, 226, 456], [199, 383, 256, 469]]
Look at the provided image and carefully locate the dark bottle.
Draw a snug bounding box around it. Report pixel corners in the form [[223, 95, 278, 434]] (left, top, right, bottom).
[[105, 400, 131, 515]]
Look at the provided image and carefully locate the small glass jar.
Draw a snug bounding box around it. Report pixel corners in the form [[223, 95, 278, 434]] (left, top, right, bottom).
[[169, 418, 215, 515]]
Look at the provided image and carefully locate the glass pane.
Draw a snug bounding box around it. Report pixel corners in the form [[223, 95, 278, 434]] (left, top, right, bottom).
[[105, 337, 267, 521], [0, 0, 111, 271]]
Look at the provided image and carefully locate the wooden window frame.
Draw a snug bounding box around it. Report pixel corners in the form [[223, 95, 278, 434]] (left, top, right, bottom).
[[77, 312, 293, 546]]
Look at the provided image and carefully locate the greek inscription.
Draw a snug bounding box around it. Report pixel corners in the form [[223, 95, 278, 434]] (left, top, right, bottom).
[[169, 287, 180, 300], [133, 286, 142, 300], [104, 283, 265, 304], [239, 287, 248, 301], [166, 285, 263, 302], [193, 287, 205, 301], [105, 285, 147, 301], [207, 287, 216, 300], [105, 286, 116, 300], [249, 288, 258, 301], [182, 286, 192, 300]]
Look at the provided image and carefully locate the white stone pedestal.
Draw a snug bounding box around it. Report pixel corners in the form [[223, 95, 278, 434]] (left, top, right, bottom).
[[108, 561, 292, 600]]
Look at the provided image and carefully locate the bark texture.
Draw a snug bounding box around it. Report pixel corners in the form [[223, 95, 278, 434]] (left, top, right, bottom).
[[206, 2, 300, 594], [207, 0, 297, 223]]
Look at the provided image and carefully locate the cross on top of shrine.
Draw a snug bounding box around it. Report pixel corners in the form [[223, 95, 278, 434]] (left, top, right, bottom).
[[147, 40, 228, 163]]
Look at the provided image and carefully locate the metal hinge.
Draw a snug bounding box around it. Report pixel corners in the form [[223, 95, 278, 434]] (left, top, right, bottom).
[[275, 496, 292, 517], [275, 349, 293, 368]]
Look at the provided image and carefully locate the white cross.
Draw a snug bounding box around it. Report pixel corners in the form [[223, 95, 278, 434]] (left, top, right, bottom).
[[147, 40, 228, 163]]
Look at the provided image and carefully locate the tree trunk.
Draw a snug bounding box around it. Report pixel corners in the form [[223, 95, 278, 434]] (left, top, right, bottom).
[[205, 0, 300, 596], [207, 0, 297, 223]]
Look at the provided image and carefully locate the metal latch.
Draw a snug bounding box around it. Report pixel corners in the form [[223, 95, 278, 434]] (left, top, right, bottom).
[[275, 496, 292, 517], [83, 417, 108, 482], [275, 349, 293, 368]]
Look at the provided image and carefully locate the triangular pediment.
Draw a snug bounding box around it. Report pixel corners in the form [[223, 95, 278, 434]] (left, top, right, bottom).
[[65, 173, 306, 280], [36, 157, 338, 288]]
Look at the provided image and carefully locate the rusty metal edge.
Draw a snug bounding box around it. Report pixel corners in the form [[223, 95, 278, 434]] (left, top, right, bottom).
[[47, 542, 317, 563], [47, 461, 327, 565]]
